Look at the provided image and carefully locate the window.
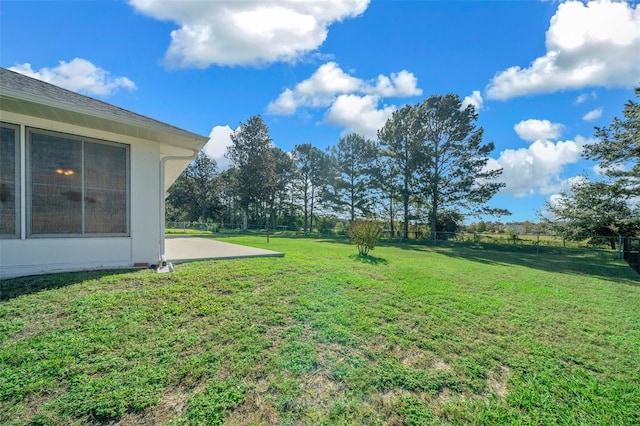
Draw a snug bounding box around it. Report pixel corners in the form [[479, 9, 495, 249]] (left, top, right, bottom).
[[0, 123, 20, 238], [27, 128, 129, 236], [84, 141, 128, 234]]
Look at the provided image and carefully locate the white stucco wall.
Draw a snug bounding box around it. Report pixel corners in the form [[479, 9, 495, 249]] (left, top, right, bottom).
[[0, 111, 170, 279]]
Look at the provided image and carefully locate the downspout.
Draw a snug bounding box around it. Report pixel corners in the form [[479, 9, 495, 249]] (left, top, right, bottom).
[[158, 151, 197, 270]]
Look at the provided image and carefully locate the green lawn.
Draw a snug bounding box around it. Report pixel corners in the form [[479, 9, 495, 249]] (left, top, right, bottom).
[[1, 236, 639, 425]]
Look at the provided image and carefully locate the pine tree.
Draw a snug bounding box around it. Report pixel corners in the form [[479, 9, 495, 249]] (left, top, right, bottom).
[[414, 94, 508, 239], [226, 115, 276, 230], [331, 133, 377, 221], [584, 87, 640, 196], [166, 151, 220, 223], [377, 105, 422, 239]]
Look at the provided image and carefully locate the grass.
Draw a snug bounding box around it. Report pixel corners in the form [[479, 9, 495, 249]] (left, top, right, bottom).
[[1, 236, 639, 425]]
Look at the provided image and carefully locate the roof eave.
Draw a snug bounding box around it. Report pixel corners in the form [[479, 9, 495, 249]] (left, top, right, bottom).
[[0, 87, 209, 151]]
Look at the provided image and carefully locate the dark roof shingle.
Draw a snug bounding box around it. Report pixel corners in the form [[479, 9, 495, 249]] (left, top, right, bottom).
[[0, 67, 204, 139]]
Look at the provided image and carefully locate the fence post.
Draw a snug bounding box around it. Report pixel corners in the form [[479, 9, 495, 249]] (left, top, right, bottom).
[[618, 235, 623, 260]]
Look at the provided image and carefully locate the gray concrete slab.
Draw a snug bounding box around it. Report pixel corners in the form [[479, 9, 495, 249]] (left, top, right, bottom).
[[165, 236, 284, 263]]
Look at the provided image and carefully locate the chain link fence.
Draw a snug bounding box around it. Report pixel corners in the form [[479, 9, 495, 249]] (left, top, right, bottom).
[[166, 221, 301, 235]]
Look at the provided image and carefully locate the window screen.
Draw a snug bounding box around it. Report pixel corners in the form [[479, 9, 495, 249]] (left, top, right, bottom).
[[30, 132, 83, 234], [28, 128, 129, 237], [0, 123, 19, 238], [84, 142, 127, 234]]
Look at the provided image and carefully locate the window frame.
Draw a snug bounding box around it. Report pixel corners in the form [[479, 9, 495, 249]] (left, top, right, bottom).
[[26, 127, 130, 238], [0, 122, 21, 239]]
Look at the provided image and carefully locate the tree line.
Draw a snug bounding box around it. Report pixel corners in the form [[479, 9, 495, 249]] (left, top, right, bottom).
[[167, 89, 639, 242], [167, 93, 509, 238]]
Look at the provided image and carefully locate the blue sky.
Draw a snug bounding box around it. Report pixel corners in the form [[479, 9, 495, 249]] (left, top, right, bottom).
[[2, 0, 639, 222]]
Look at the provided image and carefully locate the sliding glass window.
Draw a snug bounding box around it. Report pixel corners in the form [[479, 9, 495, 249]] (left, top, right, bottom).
[[0, 122, 20, 238], [27, 128, 129, 237]]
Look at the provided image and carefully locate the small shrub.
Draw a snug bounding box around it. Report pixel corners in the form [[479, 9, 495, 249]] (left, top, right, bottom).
[[348, 220, 381, 256], [317, 215, 338, 235]]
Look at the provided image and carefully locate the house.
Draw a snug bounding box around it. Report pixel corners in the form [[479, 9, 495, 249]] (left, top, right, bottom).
[[0, 67, 209, 279]]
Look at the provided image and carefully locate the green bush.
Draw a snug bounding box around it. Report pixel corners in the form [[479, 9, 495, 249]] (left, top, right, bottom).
[[347, 220, 381, 256], [334, 221, 346, 235], [317, 216, 339, 235]]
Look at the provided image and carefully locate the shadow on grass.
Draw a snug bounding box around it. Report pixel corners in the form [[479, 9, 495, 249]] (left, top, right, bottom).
[[316, 238, 351, 245], [349, 253, 388, 265], [210, 230, 350, 240], [1, 269, 137, 301], [392, 241, 639, 285]]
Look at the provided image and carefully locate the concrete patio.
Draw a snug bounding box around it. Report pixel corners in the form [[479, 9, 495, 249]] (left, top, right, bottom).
[[165, 236, 284, 263]]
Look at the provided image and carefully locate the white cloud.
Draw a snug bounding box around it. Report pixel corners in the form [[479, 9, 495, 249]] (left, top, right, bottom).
[[574, 91, 597, 104], [325, 94, 396, 139], [367, 70, 423, 98], [582, 107, 603, 121], [267, 62, 421, 115], [488, 135, 592, 197], [128, 0, 370, 67], [267, 62, 362, 114], [486, 0, 640, 100], [9, 58, 136, 97], [267, 62, 421, 138], [203, 125, 234, 170], [461, 90, 483, 111], [514, 119, 564, 142]]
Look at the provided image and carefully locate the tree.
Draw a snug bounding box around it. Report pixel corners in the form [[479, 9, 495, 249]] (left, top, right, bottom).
[[271, 147, 296, 228], [414, 94, 508, 239], [583, 87, 640, 197], [522, 221, 536, 235], [218, 167, 241, 228], [292, 143, 328, 234], [309, 148, 333, 228], [370, 153, 400, 237], [546, 87, 640, 248], [542, 178, 640, 248], [331, 133, 377, 221], [432, 210, 464, 238], [377, 105, 422, 239], [226, 115, 276, 230], [166, 151, 221, 222]]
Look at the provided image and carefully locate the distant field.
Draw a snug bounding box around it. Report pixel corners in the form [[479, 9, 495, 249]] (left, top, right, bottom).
[[1, 236, 638, 425]]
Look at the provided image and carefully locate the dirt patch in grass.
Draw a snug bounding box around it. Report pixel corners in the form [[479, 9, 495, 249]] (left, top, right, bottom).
[[224, 379, 278, 425], [224, 392, 279, 425], [436, 387, 457, 403], [399, 347, 428, 368], [375, 388, 416, 406], [10, 389, 66, 426], [104, 385, 194, 426], [299, 370, 343, 409], [374, 388, 416, 423], [485, 365, 510, 401], [431, 356, 453, 371], [252, 285, 266, 295], [317, 342, 370, 365]]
